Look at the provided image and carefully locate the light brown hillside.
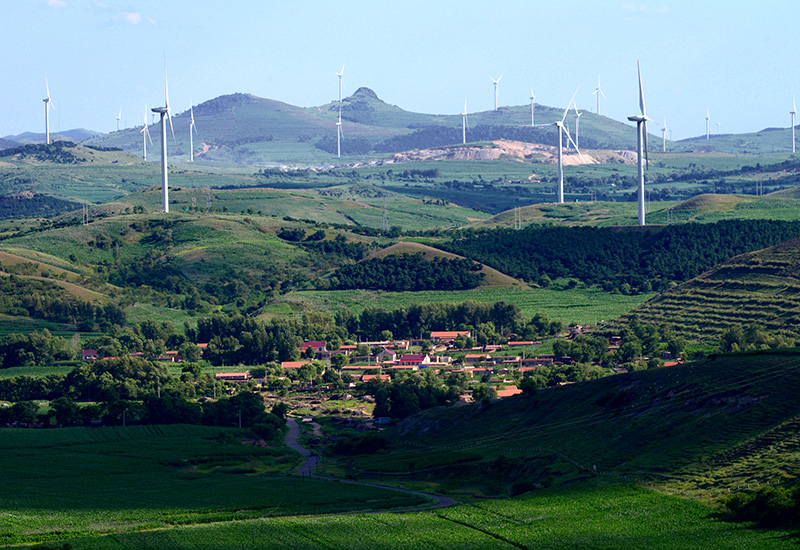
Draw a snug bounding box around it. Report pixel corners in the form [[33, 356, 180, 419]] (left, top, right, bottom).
[[366, 242, 529, 289]]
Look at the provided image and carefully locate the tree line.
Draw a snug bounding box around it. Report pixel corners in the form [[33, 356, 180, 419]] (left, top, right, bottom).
[[442, 220, 800, 293]]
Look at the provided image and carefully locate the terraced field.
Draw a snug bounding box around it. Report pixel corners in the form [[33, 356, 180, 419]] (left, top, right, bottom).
[[616, 237, 800, 339]]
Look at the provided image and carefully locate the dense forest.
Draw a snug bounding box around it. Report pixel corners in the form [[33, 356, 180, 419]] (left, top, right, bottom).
[[326, 254, 485, 291], [442, 220, 800, 293]]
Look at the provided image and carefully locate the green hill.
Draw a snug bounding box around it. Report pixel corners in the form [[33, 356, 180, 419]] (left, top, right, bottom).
[[325, 352, 800, 501], [613, 237, 800, 341]]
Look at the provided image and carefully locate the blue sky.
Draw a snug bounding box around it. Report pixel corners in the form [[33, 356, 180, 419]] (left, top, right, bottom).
[[3, 0, 798, 141]]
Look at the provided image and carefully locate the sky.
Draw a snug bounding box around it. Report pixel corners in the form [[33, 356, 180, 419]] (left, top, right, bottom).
[[3, 0, 799, 141]]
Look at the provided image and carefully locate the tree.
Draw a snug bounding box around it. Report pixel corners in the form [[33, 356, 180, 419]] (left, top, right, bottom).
[[330, 353, 348, 370], [51, 396, 79, 427]]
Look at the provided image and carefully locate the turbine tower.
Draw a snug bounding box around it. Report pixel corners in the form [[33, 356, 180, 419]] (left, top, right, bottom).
[[529, 88, 536, 127], [188, 103, 197, 162], [592, 77, 606, 115], [462, 99, 469, 144], [534, 86, 582, 203], [151, 59, 175, 213], [336, 108, 343, 158], [705, 108, 710, 139], [627, 61, 652, 226], [662, 118, 667, 153], [140, 105, 152, 161], [116, 109, 121, 132], [791, 98, 796, 153], [43, 78, 55, 145], [490, 75, 502, 111]]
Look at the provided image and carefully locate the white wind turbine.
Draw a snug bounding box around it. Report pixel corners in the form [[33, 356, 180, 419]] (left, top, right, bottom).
[[188, 103, 197, 162], [662, 118, 667, 152], [529, 88, 536, 127], [592, 77, 606, 115], [533, 85, 582, 203], [462, 99, 469, 144], [705, 108, 710, 139], [490, 75, 502, 111], [151, 59, 175, 213], [140, 105, 152, 161], [336, 64, 345, 103], [791, 98, 796, 153], [574, 104, 583, 149], [627, 60, 653, 226], [43, 78, 55, 145], [116, 109, 121, 131]]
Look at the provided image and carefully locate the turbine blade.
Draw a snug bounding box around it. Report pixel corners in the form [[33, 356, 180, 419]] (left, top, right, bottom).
[[637, 60, 646, 117], [46, 77, 51, 100], [562, 84, 581, 124]]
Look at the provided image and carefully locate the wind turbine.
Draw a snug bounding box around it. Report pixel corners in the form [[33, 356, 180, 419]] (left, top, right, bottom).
[[529, 88, 536, 127], [574, 104, 583, 149], [116, 109, 121, 131], [661, 118, 667, 153], [592, 77, 606, 115], [151, 58, 175, 213], [462, 99, 469, 144], [534, 85, 582, 203], [336, 64, 345, 103], [705, 108, 710, 139], [791, 98, 796, 153], [43, 78, 55, 145], [490, 75, 502, 111], [627, 60, 652, 226], [140, 105, 152, 161], [188, 103, 197, 162]]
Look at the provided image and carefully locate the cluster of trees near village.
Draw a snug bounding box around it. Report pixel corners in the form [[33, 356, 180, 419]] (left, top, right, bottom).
[[443, 220, 800, 293]]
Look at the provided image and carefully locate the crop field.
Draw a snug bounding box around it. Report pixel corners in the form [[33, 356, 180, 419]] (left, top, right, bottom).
[[35, 482, 797, 549], [265, 287, 655, 326], [0, 425, 430, 546]]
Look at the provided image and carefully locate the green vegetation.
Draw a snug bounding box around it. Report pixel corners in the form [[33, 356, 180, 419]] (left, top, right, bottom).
[[0, 424, 428, 546], [327, 254, 484, 291]]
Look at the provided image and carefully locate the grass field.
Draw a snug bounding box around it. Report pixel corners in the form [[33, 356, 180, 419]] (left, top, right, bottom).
[[263, 287, 655, 326], [27, 481, 797, 549], [0, 424, 429, 546]]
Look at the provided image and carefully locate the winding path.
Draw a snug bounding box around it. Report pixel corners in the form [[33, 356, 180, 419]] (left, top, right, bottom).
[[285, 418, 459, 510]]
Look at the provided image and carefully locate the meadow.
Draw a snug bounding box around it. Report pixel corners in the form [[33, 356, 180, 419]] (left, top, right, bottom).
[[264, 287, 656, 326]]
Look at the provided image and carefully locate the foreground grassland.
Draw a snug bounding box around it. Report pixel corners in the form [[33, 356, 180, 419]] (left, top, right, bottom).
[[0, 425, 428, 546], [264, 287, 655, 326], [27, 483, 797, 549]]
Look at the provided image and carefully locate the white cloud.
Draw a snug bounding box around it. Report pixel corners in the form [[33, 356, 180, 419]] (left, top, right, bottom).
[[114, 11, 156, 25], [93, 0, 107, 8], [47, 0, 67, 8]]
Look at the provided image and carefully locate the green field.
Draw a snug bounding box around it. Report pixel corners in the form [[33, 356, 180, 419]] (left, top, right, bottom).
[[27, 482, 796, 549], [0, 424, 429, 546], [265, 287, 655, 326]]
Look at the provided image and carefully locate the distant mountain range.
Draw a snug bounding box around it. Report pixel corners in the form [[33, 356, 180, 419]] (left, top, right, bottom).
[[4, 89, 797, 163]]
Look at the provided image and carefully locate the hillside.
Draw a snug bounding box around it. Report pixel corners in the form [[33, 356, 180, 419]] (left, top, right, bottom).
[[363, 241, 529, 289], [325, 352, 800, 500], [614, 237, 800, 341], [83, 88, 649, 165]]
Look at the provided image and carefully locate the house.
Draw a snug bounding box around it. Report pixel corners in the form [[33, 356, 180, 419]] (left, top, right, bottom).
[[508, 341, 538, 347], [496, 385, 523, 398], [464, 353, 491, 365], [81, 349, 98, 361], [361, 374, 391, 383], [215, 372, 251, 382], [390, 365, 419, 372], [281, 361, 310, 370], [430, 331, 471, 343], [376, 348, 397, 363], [397, 354, 430, 366], [298, 341, 327, 354]]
